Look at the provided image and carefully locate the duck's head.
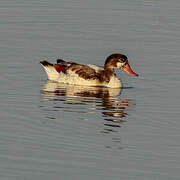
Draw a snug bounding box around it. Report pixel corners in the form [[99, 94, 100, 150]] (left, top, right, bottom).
[[104, 54, 138, 77]]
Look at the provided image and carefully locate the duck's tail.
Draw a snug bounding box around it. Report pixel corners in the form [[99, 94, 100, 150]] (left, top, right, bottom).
[[40, 60, 53, 67], [40, 60, 60, 81]]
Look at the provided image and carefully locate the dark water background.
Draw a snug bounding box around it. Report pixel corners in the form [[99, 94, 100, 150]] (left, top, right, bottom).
[[1, 0, 180, 179]]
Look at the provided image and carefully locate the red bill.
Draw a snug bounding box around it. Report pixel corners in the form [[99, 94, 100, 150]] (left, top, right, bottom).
[[122, 62, 138, 77]]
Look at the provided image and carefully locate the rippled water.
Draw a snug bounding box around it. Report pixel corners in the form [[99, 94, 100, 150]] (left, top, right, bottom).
[[41, 82, 128, 132], [1, 0, 180, 179]]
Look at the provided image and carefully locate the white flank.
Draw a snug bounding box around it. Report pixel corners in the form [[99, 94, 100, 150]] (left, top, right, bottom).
[[41, 64, 122, 88]]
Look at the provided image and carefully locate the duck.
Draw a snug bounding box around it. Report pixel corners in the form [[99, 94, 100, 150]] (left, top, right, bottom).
[[40, 53, 138, 88]]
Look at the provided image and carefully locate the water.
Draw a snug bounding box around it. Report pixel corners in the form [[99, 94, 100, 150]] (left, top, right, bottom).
[[1, 0, 180, 179]]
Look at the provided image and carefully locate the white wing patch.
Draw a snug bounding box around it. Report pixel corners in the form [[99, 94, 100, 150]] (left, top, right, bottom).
[[87, 64, 103, 72]]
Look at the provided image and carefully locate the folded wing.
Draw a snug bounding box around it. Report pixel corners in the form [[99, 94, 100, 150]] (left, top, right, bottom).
[[68, 64, 98, 80]]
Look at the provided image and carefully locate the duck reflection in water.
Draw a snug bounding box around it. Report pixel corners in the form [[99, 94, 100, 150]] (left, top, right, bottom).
[[41, 81, 134, 133]]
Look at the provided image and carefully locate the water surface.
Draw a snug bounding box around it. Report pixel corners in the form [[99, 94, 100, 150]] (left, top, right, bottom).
[[1, 0, 180, 179]]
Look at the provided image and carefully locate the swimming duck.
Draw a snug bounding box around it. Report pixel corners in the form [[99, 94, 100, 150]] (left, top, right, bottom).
[[40, 53, 138, 88]]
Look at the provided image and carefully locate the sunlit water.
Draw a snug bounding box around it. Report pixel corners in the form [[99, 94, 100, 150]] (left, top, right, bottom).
[[1, 0, 180, 179]]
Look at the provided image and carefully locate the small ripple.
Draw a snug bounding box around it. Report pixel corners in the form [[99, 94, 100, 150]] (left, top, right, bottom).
[[40, 81, 136, 135]]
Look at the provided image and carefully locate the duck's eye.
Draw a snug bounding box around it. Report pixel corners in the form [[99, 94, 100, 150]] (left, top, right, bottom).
[[119, 57, 126, 62]]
